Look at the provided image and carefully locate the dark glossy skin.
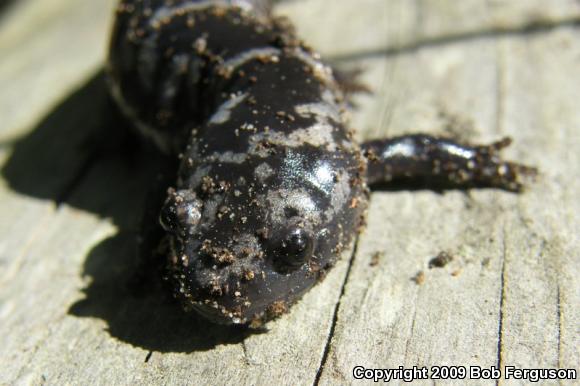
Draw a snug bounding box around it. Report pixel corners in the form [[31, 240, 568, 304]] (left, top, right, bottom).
[[108, 0, 534, 326]]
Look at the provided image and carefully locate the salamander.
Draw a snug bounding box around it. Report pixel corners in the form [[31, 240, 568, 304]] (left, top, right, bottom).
[[107, 0, 535, 326]]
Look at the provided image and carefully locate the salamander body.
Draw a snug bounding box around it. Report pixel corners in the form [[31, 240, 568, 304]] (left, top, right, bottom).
[[108, 0, 534, 326], [109, 0, 368, 325]]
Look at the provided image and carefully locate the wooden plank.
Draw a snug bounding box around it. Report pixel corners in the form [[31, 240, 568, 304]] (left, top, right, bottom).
[[317, 30, 511, 384], [0, 0, 116, 141], [498, 20, 580, 375], [315, 1, 580, 385], [0, 2, 354, 382], [0, 75, 110, 285], [1, 147, 354, 385], [0, 0, 117, 289], [0, 1, 579, 385]]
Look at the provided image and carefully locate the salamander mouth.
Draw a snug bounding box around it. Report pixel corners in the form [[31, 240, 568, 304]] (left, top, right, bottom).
[[190, 302, 247, 325], [187, 294, 287, 327]]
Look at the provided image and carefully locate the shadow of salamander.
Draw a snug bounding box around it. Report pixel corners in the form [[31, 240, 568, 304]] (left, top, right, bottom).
[[1, 72, 260, 353]]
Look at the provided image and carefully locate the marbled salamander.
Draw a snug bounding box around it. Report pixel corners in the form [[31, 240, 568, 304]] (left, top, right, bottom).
[[107, 0, 535, 326]]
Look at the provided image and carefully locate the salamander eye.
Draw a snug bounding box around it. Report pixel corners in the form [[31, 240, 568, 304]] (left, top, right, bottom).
[[160, 189, 202, 234], [160, 201, 179, 232], [275, 226, 315, 271]]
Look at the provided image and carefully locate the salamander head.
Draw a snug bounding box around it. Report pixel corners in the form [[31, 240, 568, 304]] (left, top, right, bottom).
[[159, 149, 365, 326]]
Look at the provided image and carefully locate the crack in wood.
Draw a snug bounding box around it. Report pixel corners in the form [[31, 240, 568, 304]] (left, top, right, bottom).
[[495, 226, 507, 386], [556, 284, 562, 370], [312, 236, 360, 386], [242, 341, 257, 367], [329, 16, 580, 63], [403, 293, 419, 364]]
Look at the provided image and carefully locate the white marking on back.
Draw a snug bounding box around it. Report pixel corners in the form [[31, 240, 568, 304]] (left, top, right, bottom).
[[219, 47, 282, 76], [150, 1, 222, 28], [208, 93, 248, 125], [248, 122, 338, 153]]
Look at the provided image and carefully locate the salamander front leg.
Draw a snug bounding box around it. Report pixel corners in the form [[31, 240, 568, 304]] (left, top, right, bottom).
[[362, 134, 537, 191]]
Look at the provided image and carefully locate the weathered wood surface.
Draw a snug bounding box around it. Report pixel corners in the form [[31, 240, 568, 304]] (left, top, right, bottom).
[[0, 1, 578, 385]]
